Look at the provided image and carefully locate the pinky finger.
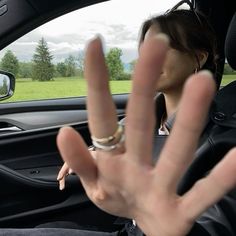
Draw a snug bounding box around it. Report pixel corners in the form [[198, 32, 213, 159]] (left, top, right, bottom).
[[182, 148, 236, 220]]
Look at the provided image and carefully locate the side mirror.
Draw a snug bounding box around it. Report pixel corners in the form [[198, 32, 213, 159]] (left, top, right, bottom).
[[0, 70, 15, 101]]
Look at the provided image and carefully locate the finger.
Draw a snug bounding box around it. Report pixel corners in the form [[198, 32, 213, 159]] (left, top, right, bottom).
[[68, 169, 74, 174], [182, 148, 236, 220], [85, 37, 118, 139], [57, 126, 97, 188], [59, 177, 65, 191], [125, 34, 169, 163], [155, 71, 216, 191], [57, 163, 69, 181]]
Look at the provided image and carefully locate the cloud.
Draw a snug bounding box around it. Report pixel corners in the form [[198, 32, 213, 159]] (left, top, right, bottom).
[[0, 22, 139, 63], [48, 42, 82, 52], [0, 0, 179, 63]]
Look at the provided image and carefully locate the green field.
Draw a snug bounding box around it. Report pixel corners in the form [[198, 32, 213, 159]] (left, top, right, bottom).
[[3, 74, 236, 103], [221, 74, 236, 86], [6, 77, 132, 102]]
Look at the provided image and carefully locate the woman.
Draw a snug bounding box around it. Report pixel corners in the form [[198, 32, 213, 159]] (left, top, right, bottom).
[[57, 8, 218, 189], [140, 9, 217, 137]]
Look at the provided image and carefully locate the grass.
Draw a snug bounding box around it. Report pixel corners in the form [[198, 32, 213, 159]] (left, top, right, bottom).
[[6, 77, 132, 102], [221, 74, 236, 86], [3, 74, 236, 103]]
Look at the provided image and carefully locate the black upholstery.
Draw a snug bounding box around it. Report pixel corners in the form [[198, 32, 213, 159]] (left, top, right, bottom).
[[178, 11, 236, 194], [196, 0, 236, 89], [225, 12, 236, 70], [178, 81, 236, 195]]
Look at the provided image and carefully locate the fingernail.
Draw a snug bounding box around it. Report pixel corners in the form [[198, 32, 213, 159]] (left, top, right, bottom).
[[87, 34, 105, 54], [58, 126, 74, 136], [58, 126, 67, 135], [94, 33, 102, 41], [197, 70, 213, 78], [93, 34, 105, 46], [59, 182, 65, 191], [195, 70, 216, 91], [155, 33, 169, 45]]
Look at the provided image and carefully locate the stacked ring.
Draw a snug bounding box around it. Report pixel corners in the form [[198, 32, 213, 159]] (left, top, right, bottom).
[[91, 124, 125, 151]]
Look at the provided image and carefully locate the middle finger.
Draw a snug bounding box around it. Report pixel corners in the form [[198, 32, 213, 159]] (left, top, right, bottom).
[[125, 34, 169, 164]]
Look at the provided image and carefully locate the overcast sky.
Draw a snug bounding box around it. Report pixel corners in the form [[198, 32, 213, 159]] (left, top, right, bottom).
[[0, 0, 179, 63]]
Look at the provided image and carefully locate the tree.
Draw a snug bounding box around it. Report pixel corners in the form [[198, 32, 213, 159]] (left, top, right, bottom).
[[105, 48, 124, 80], [0, 78, 8, 95], [32, 38, 54, 81], [224, 63, 236, 75], [18, 62, 33, 78], [56, 62, 67, 77], [0, 50, 19, 76], [65, 55, 77, 77], [129, 59, 137, 73], [76, 52, 84, 77]]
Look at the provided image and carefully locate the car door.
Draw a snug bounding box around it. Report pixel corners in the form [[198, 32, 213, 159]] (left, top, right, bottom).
[[0, 95, 127, 231]]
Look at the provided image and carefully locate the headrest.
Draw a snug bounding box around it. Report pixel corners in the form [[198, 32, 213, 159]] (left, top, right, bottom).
[[225, 12, 236, 70]]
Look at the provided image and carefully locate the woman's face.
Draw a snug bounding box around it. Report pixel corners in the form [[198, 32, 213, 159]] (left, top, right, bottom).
[[144, 24, 198, 93]]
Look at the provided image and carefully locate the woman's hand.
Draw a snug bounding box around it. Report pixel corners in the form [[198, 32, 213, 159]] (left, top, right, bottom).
[[57, 35, 236, 236], [57, 162, 73, 190], [57, 149, 97, 190]]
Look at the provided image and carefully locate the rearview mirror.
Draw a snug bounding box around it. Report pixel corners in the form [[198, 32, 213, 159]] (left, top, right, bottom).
[[0, 71, 15, 101]]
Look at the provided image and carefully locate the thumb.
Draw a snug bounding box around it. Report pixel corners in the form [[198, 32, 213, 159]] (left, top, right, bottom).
[[57, 126, 97, 186]]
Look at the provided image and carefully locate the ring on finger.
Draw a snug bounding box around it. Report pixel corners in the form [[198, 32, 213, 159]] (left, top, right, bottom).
[[91, 124, 125, 151]]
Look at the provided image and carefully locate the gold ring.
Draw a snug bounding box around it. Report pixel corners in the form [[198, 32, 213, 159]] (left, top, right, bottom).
[[91, 124, 124, 146], [91, 124, 125, 151]]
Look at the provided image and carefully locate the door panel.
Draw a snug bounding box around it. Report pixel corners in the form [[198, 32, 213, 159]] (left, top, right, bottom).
[[0, 94, 127, 230]]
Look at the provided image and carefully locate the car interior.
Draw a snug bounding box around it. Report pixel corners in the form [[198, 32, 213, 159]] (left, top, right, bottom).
[[0, 0, 235, 233]]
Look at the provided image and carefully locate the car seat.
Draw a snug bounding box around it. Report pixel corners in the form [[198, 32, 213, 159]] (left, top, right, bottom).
[[225, 13, 236, 71], [178, 11, 236, 195]]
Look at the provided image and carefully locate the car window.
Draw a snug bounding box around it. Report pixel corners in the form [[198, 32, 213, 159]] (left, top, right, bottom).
[[0, 0, 234, 102], [221, 62, 236, 87], [0, 0, 196, 103]]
